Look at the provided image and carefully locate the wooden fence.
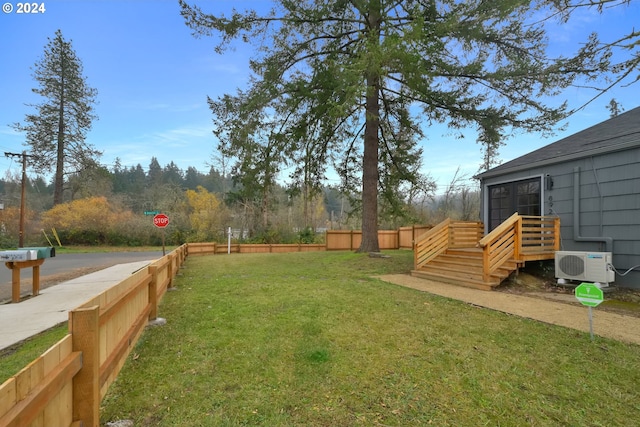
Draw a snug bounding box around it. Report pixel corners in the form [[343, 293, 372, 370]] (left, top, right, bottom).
[[187, 242, 326, 255], [0, 226, 433, 426], [187, 227, 431, 255], [326, 226, 432, 251], [0, 244, 188, 427]]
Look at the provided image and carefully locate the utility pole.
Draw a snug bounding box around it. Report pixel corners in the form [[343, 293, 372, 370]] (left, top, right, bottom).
[[5, 151, 36, 247]]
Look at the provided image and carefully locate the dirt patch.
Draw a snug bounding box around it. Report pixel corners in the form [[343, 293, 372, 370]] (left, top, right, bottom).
[[379, 273, 640, 345], [498, 272, 640, 318]]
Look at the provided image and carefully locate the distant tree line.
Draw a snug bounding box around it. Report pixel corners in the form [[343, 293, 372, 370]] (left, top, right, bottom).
[[0, 154, 482, 248]]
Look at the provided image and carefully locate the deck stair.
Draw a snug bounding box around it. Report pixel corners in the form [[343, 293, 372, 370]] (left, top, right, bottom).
[[412, 214, 560, 291], [412, 248, 520, 291]]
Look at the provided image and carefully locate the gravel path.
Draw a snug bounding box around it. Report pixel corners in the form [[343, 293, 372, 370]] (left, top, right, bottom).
[[378, 274, 640, 345]]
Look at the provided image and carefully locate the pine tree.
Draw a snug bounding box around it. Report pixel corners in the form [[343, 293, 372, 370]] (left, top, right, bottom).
[[13, 29, 100, 205], [180, 0, 610, 252]]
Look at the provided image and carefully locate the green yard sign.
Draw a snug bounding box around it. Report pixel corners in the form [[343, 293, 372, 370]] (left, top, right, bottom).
[[575, 282, 604, 341], [575, 283, 604, 307]]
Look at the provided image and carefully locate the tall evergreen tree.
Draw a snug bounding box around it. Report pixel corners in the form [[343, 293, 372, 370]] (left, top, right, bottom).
[[184, 166, 205, 190], [163, 161, 184, 185], [147, 157, 163, 186], [180, 0, 610, 252], [13, 29, 100, 205]]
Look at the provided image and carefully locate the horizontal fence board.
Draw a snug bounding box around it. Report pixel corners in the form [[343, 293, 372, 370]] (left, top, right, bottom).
[[187, 227, 433, 255], [0, 335, 77, 427], [99, 305, 151, 397]]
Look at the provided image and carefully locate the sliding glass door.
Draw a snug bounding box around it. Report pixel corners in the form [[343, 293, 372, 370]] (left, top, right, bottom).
[[488, 177, 541, 230]]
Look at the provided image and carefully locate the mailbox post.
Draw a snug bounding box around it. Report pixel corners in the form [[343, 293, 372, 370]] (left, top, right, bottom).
[[1, 247, 55, 303]]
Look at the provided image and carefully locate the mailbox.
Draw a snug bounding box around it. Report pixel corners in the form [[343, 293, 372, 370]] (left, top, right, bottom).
[[0, 250, 39, 261], [22, 247, 56, 259]]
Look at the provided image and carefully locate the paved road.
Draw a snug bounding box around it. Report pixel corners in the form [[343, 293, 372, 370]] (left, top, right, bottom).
[[0, 251, 164, 303]]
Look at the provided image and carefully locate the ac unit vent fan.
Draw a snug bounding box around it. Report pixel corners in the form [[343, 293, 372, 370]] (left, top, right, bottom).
[[557, 254, 585, 277]]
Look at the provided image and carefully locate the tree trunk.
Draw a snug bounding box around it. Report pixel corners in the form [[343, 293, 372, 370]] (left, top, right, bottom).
[[262, 188, 269, 231], [54, 71, 65, 205], [358, 75, 380, 253], [358, 4, 381, 253]]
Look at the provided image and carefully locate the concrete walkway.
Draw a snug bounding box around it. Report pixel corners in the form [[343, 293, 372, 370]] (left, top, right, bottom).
[[0, 260, 154, 350], [378, 274, 640, 345]]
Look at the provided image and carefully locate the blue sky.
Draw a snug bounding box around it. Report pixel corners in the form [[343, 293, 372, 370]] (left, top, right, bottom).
[[1, 0, 638, 194]]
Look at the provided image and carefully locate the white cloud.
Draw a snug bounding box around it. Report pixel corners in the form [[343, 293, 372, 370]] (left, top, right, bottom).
[[120, 101, 205, 113], [99, 123, 216, 171]]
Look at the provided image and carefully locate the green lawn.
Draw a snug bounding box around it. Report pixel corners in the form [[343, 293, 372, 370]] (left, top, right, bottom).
[[93, 251, 639, 426], [0, 324, 68, 383]]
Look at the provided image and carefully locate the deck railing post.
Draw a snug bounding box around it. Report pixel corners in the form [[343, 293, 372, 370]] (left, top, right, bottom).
[[514, 216, 522, 261], [482, 244, 490, 283]]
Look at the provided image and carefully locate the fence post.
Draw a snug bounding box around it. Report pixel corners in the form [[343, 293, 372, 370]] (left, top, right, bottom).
[[70, 306, 100, 427], [148, 265, 158, 321], [412, 225, 416, 248], [168, 253, 175, 289]]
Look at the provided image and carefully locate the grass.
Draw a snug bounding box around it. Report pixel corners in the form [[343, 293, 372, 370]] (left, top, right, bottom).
[[0, 324, 68, 383], [98, 251, 640, 426]]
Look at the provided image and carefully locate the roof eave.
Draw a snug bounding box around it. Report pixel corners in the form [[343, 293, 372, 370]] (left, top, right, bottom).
[[476, 140, 640, 181]]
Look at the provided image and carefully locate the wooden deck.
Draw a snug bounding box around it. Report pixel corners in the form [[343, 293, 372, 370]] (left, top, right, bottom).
[[412, 214, 560, 290]]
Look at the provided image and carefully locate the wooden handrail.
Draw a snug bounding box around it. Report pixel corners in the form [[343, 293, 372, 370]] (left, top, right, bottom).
[[479, 213, 521, 282], [413, 219, 485, 270], [478, 214, 559, 282], [477, 212, 520, 248], [414, 218, 451, 270]]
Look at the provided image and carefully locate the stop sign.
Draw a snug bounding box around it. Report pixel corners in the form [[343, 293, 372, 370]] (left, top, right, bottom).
[[153, 213, 169, 228]]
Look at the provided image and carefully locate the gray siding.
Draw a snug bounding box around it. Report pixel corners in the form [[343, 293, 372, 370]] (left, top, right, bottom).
[[481, 147, 640, 288]]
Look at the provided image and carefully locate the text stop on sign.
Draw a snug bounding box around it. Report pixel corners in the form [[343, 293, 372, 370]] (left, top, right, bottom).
[[153, 213, 169, 228]]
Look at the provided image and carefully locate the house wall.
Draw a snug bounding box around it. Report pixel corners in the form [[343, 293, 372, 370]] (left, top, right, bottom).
[[480, 147, 640, 289]]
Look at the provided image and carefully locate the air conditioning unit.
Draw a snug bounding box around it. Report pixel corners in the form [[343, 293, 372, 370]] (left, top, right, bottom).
[[555, 251, 614, 284]]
